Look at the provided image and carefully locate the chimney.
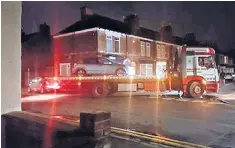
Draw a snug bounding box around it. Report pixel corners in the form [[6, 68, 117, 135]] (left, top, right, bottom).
[[80, 6, 94, 20], [39, 22, 50, 37], [124, 14, 139, 35], [160, 25, 172, 42]]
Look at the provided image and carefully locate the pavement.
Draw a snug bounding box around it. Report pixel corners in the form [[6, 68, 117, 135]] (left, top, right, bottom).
[[207, 82, 235, 104]]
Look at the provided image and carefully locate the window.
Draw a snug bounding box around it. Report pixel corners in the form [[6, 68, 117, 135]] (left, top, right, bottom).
[[140, 64, 153, 76], [98, 57, 112, 65], [106, 35, 113, 52], [84, 57, 97, 64], [106, 35, 120, 53], [224, 56, 228, 64], [140, 41, 151, 57], [198, 56, 216, 69], [156, 44, 167, 58], [164, 46, 169, 58], [146, 43, 151, 57], [140, 41, 146, 56], [114, 37, 120, 53]]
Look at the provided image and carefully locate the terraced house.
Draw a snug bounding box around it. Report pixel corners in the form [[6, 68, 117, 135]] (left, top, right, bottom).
[[54, 6, 184, 76]]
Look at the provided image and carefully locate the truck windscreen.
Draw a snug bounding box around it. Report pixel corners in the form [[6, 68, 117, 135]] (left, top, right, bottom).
[[198, 55, 216, 69]]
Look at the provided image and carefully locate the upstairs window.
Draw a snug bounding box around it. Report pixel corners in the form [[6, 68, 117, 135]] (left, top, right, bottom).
[[114, 37, 120, 53], [140, 41, 146, 56], [146, 42, 151, 57], [140, 41, 151, 57], [156, 44, 167, 58], [106, 35, 113, 52], [106, 35, 120, 53]]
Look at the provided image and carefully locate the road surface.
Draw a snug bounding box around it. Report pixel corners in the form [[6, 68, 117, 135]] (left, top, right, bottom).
[[21, 84, 235, 148]]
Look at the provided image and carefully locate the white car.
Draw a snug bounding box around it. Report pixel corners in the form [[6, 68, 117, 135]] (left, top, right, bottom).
[[72, 56, 135, 76], [224, 74, 233, 80]]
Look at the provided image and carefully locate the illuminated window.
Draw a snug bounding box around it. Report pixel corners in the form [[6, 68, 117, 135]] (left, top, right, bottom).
[[140, 64, 153, 76], [224, 56, 228, 64], [156, 44, 167, 58]]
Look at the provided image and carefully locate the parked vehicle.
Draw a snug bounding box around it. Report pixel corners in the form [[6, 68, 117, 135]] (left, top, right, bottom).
[[72, 56, 135, 76], [218, 65, 235, 81], [28, 77, 60, 93]]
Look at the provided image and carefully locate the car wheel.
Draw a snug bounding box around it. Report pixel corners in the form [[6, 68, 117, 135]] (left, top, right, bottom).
[[116, 68, 126, 76], [188, 81, 204, 99], [77, 69, 86, 76]]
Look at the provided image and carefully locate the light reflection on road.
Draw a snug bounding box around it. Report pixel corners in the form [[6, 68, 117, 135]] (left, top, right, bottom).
[[21, 94, 70, 102]]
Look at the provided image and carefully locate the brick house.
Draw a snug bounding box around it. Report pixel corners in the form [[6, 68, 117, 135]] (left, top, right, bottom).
[[54, 7, 183, 76]]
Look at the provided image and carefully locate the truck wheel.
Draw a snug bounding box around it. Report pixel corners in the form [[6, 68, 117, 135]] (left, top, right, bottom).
[[92, 83, 109, 98], [188, 81, 204, 99], [77, 69, 86, 76], [116, 68, 126, 76]]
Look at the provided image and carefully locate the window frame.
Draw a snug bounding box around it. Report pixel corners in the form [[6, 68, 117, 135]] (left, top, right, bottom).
[[140, 63, 153, 76], [106, 35, 120, 54], [114, 37, 120, 53], [98, 57, 113, 65], [146, 42, 151, 57], [140, 41, 146, 57], [106, 35, 113, 53]]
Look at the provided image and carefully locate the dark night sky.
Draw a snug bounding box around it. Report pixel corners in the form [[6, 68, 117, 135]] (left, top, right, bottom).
[[22, 1, 235, 51]]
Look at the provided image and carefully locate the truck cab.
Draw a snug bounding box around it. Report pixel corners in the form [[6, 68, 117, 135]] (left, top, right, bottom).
[[179, 47, 219, 97]]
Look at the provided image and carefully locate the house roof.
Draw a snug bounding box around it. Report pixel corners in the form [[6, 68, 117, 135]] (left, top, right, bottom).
[[22, 32, 52, 49], [57, 13, 186, 46], [57, 14, 165, 41], [58, 14, 128, 34], [172, 36, 185, 45]]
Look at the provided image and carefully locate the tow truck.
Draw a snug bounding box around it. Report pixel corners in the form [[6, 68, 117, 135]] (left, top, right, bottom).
[[45, 46, 219, 99]]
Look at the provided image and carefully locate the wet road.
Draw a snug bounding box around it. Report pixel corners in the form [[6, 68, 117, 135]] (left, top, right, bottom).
[[21, 92, 235, 148]]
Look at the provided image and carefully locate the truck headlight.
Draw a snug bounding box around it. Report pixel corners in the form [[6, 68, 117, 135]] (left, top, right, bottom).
[[202, 79, 207, 85]]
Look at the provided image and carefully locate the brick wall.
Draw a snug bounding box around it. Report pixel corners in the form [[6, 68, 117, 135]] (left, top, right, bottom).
[[97, 30, 106, 52], [2, 111, 111, 148]]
